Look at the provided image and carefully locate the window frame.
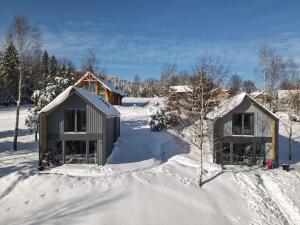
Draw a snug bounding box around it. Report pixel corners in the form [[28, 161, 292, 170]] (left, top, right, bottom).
[[64, 109, 76, 132], [232, 113, 254, 135], [64, 108, 87, 133]]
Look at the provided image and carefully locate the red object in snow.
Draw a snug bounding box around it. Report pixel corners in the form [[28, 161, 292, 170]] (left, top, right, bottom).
[[267, 160, 274, 169]]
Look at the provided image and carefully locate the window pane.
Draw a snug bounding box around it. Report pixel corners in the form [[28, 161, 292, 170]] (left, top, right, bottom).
[[53, 141, 63, 165], [255, 143, 264, 164], [65, 141, 86, 164], [77, 110, 86, 132], [90, 83, 95, 93], [64, 110, 75, 132], [221, 142, 230, 164], [232, 114, 243, 134], [99, 86, 106, 93], [89, 141, 97, 164], [233, 143, 253, 165], [244, 114, 254, 135]]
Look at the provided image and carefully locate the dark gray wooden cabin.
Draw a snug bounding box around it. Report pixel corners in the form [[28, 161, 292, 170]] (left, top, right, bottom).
[[39, 86, 120, 166], [208, 93, 279, 166]]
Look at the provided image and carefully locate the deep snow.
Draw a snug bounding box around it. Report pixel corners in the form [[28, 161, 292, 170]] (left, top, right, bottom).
[[0, 99, 299, 225]]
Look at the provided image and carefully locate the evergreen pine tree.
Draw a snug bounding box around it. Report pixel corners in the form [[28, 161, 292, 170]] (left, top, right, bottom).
[[49, 54, 58, 81], [40, 50, 49, 89], [0, 42, 19, 104]]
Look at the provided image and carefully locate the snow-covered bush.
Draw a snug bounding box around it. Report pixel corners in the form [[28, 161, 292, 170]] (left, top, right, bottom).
[[149, 110, 168, 131], [26, 74, 72, 141]]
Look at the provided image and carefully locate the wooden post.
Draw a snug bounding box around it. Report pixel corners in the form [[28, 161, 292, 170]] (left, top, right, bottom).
[[230, 142, 233, 164], [272, 120, 276, 161], [62, 140, 65, 164]]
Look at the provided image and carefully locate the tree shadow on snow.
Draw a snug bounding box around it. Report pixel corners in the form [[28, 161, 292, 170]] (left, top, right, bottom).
[[18, 190, 127, 225], [107, 119, 190, 165], [0, 128, 31, 139], [0, 140, 38, 153], [279, 134, 300, 165]]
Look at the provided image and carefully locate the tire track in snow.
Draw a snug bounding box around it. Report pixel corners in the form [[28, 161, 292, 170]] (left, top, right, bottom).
[[261, 173, 300, 225], [233, 172, 289, 225]]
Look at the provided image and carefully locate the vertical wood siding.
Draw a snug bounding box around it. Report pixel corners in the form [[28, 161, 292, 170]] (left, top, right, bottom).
[[215, 98, 272, 137], [43, 93, 120, 165]]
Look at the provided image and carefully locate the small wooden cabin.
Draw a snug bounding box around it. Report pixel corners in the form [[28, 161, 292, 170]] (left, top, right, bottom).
[[75, 72, 125, 105], [39, 86, 120, 166], [208, 93, 279, 166]]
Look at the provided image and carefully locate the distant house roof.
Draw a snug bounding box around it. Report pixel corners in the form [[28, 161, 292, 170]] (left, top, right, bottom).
[[40, 86, 120, 117], [207, 92, 278, 120], [169, 85, 192, 93], [277, 90, 300, 101], [249, 90, 272, 99], [75, 71, 126, 96], [211, 87, 230, 96]]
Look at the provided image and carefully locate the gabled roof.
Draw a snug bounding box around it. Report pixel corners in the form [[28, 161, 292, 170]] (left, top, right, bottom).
[[211, 87, 230, 96], [249, 90, 272, 98], [207, 92, 278, 120], [75, 71, 126, 96], [40, 86, 120, 117]]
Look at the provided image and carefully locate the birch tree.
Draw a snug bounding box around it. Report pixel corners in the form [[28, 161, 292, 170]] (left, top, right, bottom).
[[7, 15, 41, 151], [175, 56, 228, 186], [259, 45, 285, 108]]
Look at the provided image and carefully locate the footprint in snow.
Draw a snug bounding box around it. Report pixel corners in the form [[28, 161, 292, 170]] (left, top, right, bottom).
[[39, 193, 47, 198]]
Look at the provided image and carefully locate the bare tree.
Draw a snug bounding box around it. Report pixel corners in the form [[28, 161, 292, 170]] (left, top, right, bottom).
[[280, 58, 299, 90], [259, 45, 285, 108], [242, 80, 257, 94], [7, 15, 41, 151], [132, 74, 141, 97], [282, 92, 300, 161], [160, 63, 177, 92], [82, 50, 97, 73], [175, 56, 228, 186], [227, 74, 242, 96]]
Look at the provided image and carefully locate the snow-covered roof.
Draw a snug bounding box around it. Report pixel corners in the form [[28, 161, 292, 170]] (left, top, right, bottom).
[[75, 72, 126, 96], [207, 93, 246, 119], [207, 92, 278, 120], [169, 85, 192, 93], [249, 90, 272, 98], [99, 78, 126, 96], [277, 90, 300, 101], [211, 87, 230, 96], [40, 86, 120, 117]]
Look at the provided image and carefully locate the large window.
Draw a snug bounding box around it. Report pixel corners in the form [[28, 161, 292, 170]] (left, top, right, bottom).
[[77, 110, 86, 132], [233, 143, 254, 165], [65, 141, 86, 164], [64, 110, 75, 132], [90, 83, 96, 93], [89, 141, 97, 164], [99, 86, 106, 99], [53, 141, 63, 165], [64, 109, 86, 133], [232, 113, 254, 135]]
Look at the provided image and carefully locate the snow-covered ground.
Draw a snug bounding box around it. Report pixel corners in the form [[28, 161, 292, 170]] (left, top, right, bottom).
[[0, 99, 300, 225]]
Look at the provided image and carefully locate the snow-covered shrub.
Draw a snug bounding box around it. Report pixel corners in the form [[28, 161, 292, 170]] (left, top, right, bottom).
[[149, 110, 168, 131]]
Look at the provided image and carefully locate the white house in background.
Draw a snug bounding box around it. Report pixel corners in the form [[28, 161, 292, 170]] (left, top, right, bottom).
[[277, 90, 300, 104], [169, 85, 192, 93]]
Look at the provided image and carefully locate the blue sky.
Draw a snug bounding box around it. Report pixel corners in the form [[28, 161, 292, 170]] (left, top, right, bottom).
[[1, 0, 300, 82]]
